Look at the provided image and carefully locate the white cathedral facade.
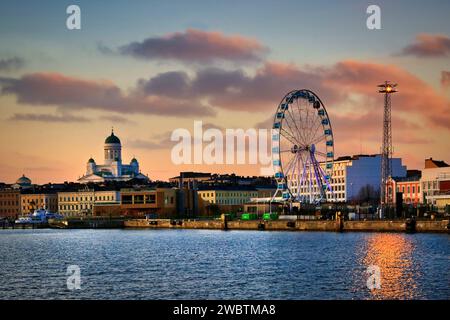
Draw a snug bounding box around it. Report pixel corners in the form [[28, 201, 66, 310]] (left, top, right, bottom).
[[78, 130, 149, 183]]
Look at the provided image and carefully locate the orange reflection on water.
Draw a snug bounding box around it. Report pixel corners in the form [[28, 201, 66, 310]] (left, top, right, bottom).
[[362, 233, 419, 299]]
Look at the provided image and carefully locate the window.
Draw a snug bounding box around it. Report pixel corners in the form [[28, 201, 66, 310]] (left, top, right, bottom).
[[122, 195, 133, 204]]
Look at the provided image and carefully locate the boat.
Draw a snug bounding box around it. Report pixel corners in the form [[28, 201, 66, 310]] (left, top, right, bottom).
[[15, 208, 63, 224]]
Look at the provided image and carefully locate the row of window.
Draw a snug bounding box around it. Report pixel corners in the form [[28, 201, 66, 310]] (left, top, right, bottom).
[[59, 195, 116, 202], [0, 194, 19, 198], [0, 201, 19, 206], [422, 181, 438, 190], [22, 198, 56, 203], [60, 204, 93, 211], [214, 198, 250, 205], [397, 185, 420, 194], [200, 192, 257, 198], [0, 208, 19, 214]]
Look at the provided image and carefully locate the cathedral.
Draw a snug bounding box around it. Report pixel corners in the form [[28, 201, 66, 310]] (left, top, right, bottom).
[[78, 130, 149, 183]]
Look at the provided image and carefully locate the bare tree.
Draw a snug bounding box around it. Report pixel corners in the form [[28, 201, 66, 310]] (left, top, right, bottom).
[[355, 184, 380, 205]]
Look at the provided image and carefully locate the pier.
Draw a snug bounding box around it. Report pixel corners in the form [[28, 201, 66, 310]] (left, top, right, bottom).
[[123, 217, 450, 233]]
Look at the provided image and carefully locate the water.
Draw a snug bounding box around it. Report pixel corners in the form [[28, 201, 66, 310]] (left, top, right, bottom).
[[0, 229, 448, 300]]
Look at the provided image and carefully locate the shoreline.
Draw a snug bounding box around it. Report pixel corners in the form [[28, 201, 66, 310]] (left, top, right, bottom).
[[2, 218, 449, 234]]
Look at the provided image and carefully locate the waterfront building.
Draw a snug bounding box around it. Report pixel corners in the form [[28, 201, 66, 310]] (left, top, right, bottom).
[[58, 188, 120, 216], [78, 129, 149, 183], [20, 192, 58, 214], [291, 154, 407, 203], [420, 158, 450, 206], [119, 188, 177, 217], [386, 170, 422, 206], [0, 189, 21, 218], [197, 187, 258, 206]]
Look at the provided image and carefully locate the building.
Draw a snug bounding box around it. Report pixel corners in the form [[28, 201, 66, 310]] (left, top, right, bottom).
[[243, 201, 282, 216], [0, 189, 21, 218], [20, 192, 58, 214], [290, 154, 407, 203], [119, 188, 178, 217], [78, 129, 149, 183], [169, 172, 212, 186], [58, 188, 120, 216], [386, 170, 422, 206], [197, 187, 259, 215], [420, 158, 450, 206], [11, 174, 33, 190]]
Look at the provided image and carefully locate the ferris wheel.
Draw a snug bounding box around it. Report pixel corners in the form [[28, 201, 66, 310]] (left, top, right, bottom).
[[271, 89, 334, 204]]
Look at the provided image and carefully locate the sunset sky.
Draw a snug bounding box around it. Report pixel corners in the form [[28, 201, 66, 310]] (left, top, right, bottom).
[[0, 0, 449, 184]]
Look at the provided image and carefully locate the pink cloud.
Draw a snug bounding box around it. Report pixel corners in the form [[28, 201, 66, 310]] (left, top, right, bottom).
[[0, 72, 215, 117], [399, 33, 450, 57], [119, 29, 268, 63], [441, 71, 450, 88]]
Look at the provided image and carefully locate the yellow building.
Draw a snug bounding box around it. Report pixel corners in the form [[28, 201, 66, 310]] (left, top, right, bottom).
[[198, 188, 258, 209], [58, 188, 120, 217], [20, 193, 58, 214]]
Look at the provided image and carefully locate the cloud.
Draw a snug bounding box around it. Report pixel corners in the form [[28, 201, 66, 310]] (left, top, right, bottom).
[[398, 33, 450, 57], [96, 41, 115, 55], [10, 113, 90, 123], [0, 57, 25, 72], [441, 71, 450, 88], [127, 139, 169, 150], [2, 60, 448, 129], [119, 29, 268, 63], [98, 115, 135, 124], [0, 72, 215, 117], [137, 60, 450, 128]]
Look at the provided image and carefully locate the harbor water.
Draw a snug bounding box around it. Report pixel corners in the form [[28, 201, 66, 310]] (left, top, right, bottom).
[[0, 229, 449, 300]]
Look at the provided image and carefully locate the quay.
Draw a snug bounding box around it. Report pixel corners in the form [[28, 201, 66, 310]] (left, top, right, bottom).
[[2, 216, 448, 233], [123, 217, 450, 234]]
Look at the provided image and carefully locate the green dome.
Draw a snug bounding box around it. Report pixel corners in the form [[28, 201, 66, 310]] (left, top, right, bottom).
[[88, 157, 95, 163], [105, 130, 121, 144], [16, 174, 31, 185], [131, 157, 138, 163]]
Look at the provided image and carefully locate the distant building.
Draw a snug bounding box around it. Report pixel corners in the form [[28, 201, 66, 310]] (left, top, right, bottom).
[[12, 174, 33, 190], [58, 188, 120, 216], [420, 158, 450, 206], [169, 172, 212, 186], [386, 170, 422, 206], [197, 187, 258, 206], [20, 193, 58, 214], [0, 189, 21, 218], [292, 154, 407, 203], [78, 129, 149, 183], [119, 188, 178, 218]]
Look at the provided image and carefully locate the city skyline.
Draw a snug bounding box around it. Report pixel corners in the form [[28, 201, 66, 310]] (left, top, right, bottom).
[[1, 0, 449, 184]]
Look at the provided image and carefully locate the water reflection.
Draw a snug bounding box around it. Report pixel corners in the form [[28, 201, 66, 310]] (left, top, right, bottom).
[[361, 233, 421, 299]]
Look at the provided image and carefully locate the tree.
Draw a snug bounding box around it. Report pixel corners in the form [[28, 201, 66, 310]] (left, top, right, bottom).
[[355, 184, 380, 205]]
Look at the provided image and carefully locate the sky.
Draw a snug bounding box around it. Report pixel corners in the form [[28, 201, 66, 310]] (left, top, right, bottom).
[[0, 0, 449, 184]]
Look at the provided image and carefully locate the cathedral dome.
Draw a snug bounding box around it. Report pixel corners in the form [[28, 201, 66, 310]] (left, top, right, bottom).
[[105, 130, 121, 144], [16, 174, 31, 186], [131, 157, 138, 164], [88, 157, 96, 163]]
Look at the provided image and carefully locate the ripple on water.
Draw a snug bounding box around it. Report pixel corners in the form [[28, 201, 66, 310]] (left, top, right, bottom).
[[0, 229, 449, 300]]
